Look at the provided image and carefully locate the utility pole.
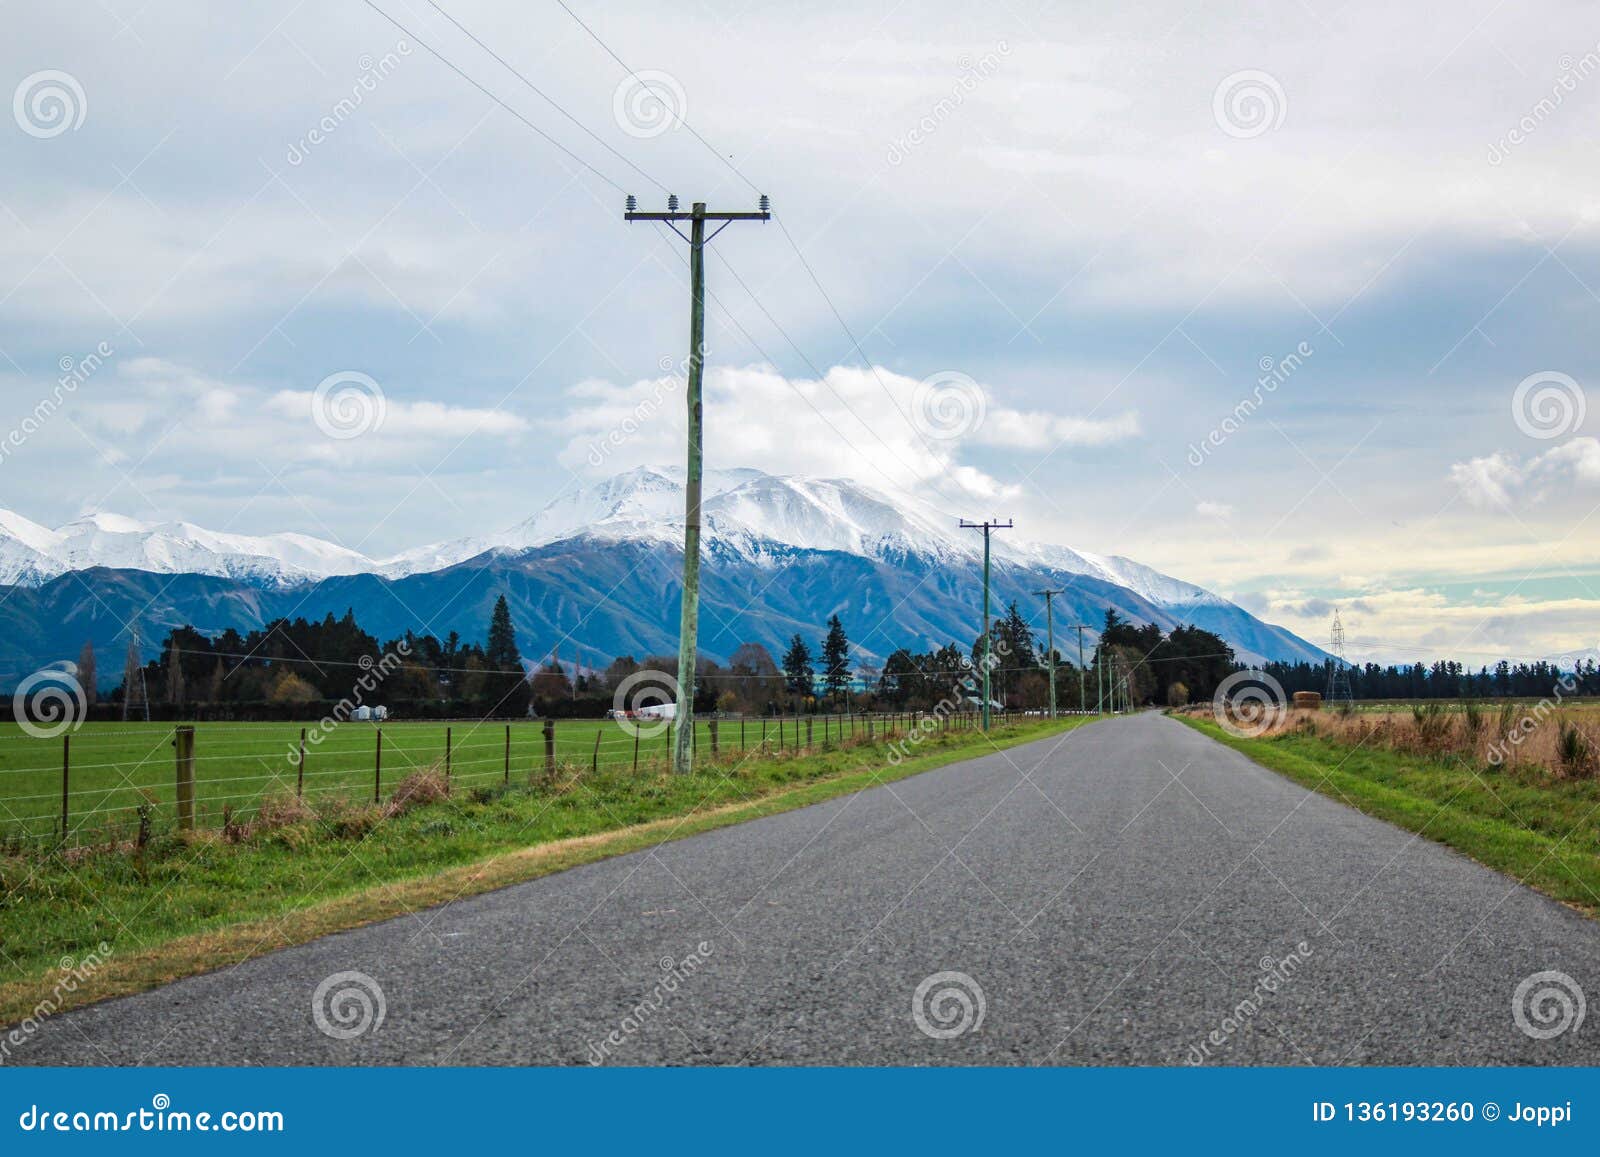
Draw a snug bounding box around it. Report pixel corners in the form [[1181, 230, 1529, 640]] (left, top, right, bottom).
[[959, 518, 1013, 731], [625, 194, 770, 773], [1072, 624, 1089, 715], [1032, 588, 1062, 719]]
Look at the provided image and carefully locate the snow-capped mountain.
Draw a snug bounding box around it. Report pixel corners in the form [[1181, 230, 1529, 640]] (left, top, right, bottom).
[[0, 466, 1327, 668], [388, 466, 1238, 606], [0, 510, 374, 587]]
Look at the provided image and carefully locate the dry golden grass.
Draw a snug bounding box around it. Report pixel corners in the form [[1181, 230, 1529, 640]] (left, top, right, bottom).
[[1190, 701, 1600, 779]]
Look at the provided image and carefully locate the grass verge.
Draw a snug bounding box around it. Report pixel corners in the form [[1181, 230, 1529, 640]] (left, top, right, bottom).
[[0, 716, 1089, 1024], [1176, 714, 1600, 917]]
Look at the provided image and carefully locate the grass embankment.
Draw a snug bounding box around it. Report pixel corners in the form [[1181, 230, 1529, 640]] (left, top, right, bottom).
[[1176, 714, 1600, 916], [0, 715, 1088, 1024]]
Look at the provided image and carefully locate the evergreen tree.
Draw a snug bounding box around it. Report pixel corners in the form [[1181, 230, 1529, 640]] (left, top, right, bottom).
[[483, 594, 529, 715], [782, 634, 814, 698], [821, 615, 851, 702]]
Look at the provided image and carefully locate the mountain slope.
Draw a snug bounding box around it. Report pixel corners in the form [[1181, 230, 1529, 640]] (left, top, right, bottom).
[[0, 467, 1327, 678]]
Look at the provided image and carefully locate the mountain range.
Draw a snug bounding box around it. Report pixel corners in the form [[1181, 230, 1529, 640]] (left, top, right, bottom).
[[0, 466, 1327, 685]]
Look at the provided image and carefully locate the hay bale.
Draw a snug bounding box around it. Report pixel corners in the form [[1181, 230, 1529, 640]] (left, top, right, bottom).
[[1292, 691, 1322, 710]]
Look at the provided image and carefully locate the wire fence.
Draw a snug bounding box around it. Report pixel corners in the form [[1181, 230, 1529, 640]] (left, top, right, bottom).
[[0, 710, 1031, 850]]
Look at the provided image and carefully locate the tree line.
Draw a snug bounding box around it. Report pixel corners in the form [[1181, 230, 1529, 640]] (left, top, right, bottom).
[[68, 596, 1594, 723], [1263, 656, 1600, 701]]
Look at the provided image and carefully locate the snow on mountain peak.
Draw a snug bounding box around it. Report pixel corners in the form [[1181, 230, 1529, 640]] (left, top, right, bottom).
[[0, 466, 1227, 614]]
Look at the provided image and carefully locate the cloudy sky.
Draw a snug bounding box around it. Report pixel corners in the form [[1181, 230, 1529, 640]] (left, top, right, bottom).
[[3, 1, 1599, 664]]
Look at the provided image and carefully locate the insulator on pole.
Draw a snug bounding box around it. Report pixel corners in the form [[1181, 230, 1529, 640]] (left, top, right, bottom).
[[625, 194, 637, 212], [667, 194, 679, 211]]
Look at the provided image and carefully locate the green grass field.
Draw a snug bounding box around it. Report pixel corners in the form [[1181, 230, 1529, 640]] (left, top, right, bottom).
[[0, 713, 939, 846]]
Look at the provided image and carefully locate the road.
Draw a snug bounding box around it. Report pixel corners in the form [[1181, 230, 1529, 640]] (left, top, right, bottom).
[[17, 712, 1600, 1065]]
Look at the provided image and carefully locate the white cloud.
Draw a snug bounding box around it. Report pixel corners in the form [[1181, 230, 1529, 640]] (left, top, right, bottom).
[[552, 362, 1134, 501], [1448, 437, 1600, 508], [1195, 500, 1234, 520]]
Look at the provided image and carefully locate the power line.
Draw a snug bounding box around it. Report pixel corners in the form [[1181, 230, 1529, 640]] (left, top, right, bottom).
[[550, 0, 761, 195], [355, 0, 629, 193], [424, 0, 669, 194]]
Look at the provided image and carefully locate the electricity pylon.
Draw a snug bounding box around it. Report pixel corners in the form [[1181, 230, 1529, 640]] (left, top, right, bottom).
[[1325, 608, 1353, 704], [1032, 588, 1063, 718], [1072, 624, 1090, 715], [625, 194, 770, 773], [959, 518, 1013, 731]]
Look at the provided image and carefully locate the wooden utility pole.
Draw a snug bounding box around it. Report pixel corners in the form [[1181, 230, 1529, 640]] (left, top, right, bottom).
[[1032, 588, 1063, 718], [624, 193, 770, 773], [959, 519, 1013, 731]]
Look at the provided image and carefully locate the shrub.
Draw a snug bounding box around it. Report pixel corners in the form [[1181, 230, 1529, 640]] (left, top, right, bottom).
[[318, 799, 384, 841], [386, 768, 450, 817], [1557, 718, 1594, 778]]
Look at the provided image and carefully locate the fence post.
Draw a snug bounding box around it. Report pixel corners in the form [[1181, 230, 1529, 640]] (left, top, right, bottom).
[[867, 714, 874, 741], [824, 715, 830, 744], [632, 728, 640, 772], [61, 733, 69, 842], [374, 727, 383, 803], [297, 727, 306, 798], [445, 725, 452, 780], [543, 718, 556, 779], [806, 717, 813, 749], [504, 724, 511, 785], [591, 729, 601, 773], [174, 725, 195, 830], [740, 716, 745, 751], [709, 719, 719, 756]]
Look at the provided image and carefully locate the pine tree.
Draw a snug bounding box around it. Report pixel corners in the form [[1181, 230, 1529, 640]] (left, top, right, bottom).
[[76, 640, 97, 707], [782, 634, 814, 698], [821, 615, 851, 702], [483, 594, 530, 716]]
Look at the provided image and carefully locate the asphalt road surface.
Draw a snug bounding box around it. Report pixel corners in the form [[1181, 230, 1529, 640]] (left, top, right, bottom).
[[17, 712, 1600, 1065]]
